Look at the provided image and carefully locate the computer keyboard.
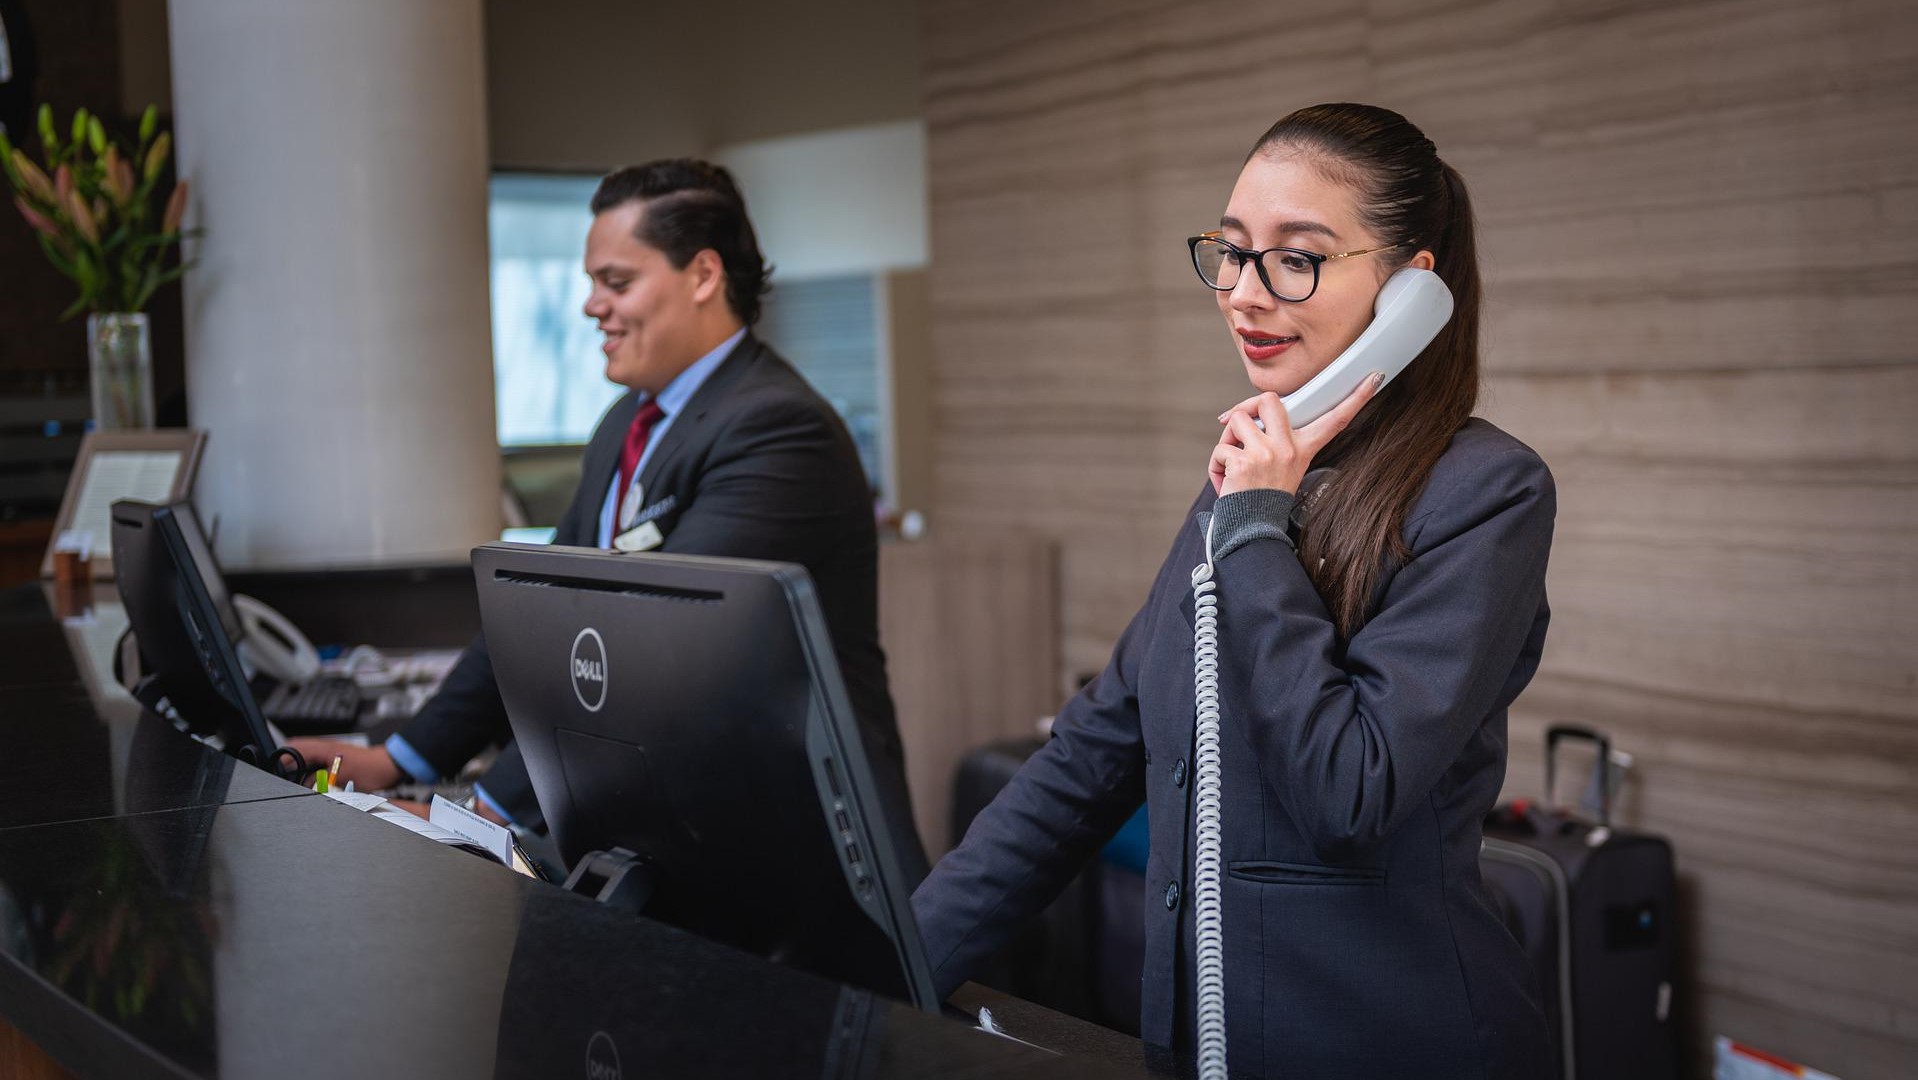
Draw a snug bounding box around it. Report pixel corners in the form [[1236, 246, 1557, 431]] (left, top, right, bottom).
[[262, 676, 363, 731]]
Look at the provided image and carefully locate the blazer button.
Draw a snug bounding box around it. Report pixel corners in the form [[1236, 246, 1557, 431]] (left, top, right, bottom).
[[1172, 759, 1187, 787], [1164, 881, 1180, 911]]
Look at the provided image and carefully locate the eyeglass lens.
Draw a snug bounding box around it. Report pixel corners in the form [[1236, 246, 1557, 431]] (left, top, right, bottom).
[[1193, 238, 1318, 301]]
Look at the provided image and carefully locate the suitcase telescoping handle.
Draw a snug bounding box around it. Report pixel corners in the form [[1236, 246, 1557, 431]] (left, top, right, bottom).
[[1545, 724, 1612, 827]]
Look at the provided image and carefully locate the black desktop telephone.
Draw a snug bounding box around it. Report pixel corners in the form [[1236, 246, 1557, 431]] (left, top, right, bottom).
[[233, 598, 368, 732]]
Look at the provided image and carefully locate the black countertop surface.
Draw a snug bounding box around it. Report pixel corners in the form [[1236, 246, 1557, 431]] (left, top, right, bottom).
[[0, 583, 1155, 1079]]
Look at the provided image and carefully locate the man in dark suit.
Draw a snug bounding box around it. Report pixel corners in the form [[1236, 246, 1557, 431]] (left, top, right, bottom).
[[294, 160, 898, 827]]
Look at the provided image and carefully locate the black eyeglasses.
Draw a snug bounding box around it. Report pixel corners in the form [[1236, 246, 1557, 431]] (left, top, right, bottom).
[[1187, 230, 1404, 302]]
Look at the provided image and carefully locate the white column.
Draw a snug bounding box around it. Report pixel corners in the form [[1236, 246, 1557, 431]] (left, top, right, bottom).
[[167, 0, 499, 569]]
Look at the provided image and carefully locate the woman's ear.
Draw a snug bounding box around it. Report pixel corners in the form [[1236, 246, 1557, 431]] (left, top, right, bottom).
[[1409, 248, 1436, 272]]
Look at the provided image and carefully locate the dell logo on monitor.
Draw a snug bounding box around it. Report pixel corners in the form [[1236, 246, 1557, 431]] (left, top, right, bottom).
[[571, 627, 608, 712], [584, 1030, 621, 1080]]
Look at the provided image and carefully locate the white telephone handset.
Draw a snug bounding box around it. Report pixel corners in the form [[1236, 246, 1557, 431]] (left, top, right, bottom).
[[1188, 266, 1455, 1080], [1276, 266, 1454, 428], [233, 593, 322, 685]]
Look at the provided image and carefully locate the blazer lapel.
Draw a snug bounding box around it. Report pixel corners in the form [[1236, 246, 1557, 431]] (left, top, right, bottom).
[[560, 392, 641, 546], [635, 334, 762, 494], [587, 394, 639, 488]]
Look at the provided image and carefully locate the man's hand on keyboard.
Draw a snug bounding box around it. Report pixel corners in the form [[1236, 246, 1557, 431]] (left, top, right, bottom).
[[287, 738, 404, 791]]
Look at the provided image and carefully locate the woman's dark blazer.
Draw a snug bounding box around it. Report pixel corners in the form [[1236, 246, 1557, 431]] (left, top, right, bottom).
[[913, 418, 1557, 1079]]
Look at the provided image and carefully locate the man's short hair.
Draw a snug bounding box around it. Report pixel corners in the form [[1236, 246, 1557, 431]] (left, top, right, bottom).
[[591, 160, 772, 326]]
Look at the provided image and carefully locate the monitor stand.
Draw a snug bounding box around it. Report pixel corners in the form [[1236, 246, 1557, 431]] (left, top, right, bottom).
[[562, 847, 658, 913]]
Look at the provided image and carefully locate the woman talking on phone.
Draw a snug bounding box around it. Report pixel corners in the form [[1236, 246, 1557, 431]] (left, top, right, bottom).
[[913, 103, 1555, 1078]]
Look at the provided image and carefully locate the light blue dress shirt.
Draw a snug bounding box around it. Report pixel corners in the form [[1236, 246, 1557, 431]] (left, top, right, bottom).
[[387, 328, 749, 817], [593, 328, 747, 548]]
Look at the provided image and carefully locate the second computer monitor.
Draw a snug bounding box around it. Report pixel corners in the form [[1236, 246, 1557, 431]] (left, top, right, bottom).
[[473, 543, 939, 1011], [111, 498, 290, 779]]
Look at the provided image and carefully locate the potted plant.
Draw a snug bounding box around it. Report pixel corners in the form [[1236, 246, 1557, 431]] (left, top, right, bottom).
[[1, 103, 193, 429]]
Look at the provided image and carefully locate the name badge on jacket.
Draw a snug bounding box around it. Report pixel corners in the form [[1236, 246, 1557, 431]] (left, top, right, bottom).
[[613, 494, 676, 552], [614, 521, 663, 552]]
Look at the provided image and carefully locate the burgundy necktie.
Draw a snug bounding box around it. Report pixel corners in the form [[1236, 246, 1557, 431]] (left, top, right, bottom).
[[615, 399, 666, 532]]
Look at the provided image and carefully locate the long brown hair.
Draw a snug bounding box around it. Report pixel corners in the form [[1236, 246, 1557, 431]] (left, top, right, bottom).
[[1251, 104, 1482, 636]]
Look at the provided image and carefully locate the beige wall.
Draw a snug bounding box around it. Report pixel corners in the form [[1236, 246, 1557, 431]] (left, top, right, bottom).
[[484, 0, 921, 169], [112, 0, 922, 169], [921, 0, 1918, 1076]]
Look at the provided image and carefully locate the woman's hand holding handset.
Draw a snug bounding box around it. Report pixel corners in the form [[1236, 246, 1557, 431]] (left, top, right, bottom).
[[1209, 372, 1384, 497]]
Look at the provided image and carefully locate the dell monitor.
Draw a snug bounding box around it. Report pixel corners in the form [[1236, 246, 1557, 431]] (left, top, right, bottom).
[[111, 498, 295, 780], [473, 543, 940, 1011]]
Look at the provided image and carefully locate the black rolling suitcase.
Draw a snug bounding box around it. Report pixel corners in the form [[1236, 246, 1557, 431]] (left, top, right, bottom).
[[1480, 725, 1681, 1080]]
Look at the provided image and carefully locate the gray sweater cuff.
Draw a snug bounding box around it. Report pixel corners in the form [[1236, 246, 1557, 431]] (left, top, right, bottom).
[[1202, 488, 1297, 561]]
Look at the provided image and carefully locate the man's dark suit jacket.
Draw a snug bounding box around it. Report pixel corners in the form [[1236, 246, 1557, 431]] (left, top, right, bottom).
[[399, 334, 898, 823], [913, 419, 1557, 1079]]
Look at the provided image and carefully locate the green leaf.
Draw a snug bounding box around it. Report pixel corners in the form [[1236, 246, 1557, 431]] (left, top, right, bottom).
[[72, 247, 99, 296], [38, 104, 57, 152], [37, 234, 78, 279], [132, 262, 163, 310], [139, 105, 159, 145], [71, 108, 88, 149], [87, 117, 107, 156]]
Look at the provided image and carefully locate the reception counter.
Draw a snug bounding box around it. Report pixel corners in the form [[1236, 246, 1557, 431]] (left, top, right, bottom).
[[0, 583, 1152, 1079]]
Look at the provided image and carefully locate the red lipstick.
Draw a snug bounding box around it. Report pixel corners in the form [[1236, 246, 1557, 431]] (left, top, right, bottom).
[[1236, 326, 1298, 362]]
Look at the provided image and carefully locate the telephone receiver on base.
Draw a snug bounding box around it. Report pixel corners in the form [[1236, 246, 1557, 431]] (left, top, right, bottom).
[[232, 593, 322, 685], [1270, 267, 1455, 429]]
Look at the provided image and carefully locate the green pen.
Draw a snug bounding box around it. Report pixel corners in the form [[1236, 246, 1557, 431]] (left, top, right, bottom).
[[315, 768, 330, 794]]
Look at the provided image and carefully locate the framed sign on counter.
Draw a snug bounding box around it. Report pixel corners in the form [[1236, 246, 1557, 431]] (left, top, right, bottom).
[[41, 429, 207, 580]]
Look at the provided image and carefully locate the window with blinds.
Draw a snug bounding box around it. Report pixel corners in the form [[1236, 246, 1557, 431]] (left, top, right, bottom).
[[487, 173, 891, 517], [755, 274, 885, 498], [488, 172, 619, 449]]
